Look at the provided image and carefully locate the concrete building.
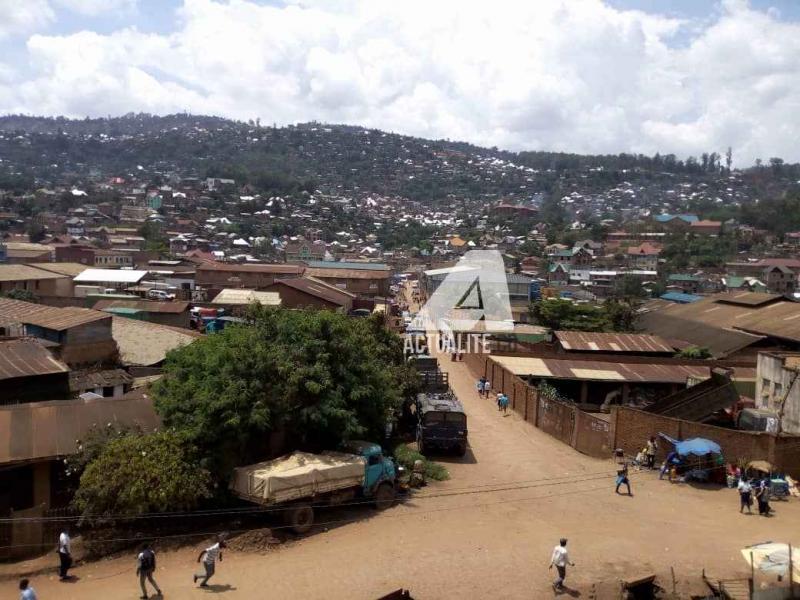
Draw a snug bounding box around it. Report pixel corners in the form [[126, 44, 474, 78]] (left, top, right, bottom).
[[755, 352, 800, 435], [0, 264, 73, 297], [196, 262, 304, 295], [93, 299, 192, 328], [268, 277, 356, 312], [304, 261, 392, 297], [0, 339, 70, 405]]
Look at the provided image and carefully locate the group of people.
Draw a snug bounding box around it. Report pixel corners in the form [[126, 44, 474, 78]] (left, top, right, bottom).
[[737, 477, 772, 516], [475, 376, 510, 414], [19, 530, 229, 600], [476, 376, 491, 397]]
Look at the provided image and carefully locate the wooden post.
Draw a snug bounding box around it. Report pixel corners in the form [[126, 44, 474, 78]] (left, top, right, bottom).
[[750, 551, 755, 596]]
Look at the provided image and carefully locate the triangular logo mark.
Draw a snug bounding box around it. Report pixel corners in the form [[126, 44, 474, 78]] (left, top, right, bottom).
[[455, 278, 483, 310]]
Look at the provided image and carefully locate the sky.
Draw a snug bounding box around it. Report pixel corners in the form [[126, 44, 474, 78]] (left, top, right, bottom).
[[0, 0, 799, 165]]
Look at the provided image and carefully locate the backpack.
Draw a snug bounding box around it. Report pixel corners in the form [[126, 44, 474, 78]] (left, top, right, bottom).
[[140, 549, 155, 571]]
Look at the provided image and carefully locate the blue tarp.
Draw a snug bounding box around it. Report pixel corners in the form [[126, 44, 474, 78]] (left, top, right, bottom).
[[674, 437, 721, 457]]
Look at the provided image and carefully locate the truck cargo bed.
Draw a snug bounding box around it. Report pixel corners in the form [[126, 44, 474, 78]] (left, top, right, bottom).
[[231, 451, 366, 505]]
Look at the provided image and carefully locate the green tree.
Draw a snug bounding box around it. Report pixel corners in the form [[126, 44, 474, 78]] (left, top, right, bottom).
[[529, 299, 609, 332], [2, 289, 37, 302], [676, 346, 712, 359], [604, 299, 638, 332], [153, 309, 413, 481], [613, 275, 646, 300], [72, 431, 211, 522], [26, 222, 47, 243]]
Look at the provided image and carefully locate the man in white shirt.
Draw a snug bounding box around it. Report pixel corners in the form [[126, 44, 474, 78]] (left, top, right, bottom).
[[194, 539, 226, 587], [738, 478, 753, 514], [549, 538, 575, 591], [58, 529, 72, 580]]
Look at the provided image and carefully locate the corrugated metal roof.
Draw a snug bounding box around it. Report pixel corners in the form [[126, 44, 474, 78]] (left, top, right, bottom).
[[492, 355, 709, 384], [0, 264, 69, 282], [73, 268, 148, 284], [29, 262, 91, 277], [0, 395, 159, 463], [22, 306, 110, 331], [306, 267, 391, 280], [196, 262, 304, 274], [554, 331, 675, 353], [211, 289, 282, 305], [112, 317, 201, 366], [715, 292, 782, 306], [93, 299, 190, 314], [69, 368, 134, 391], [275, 277, 355, 306], [0, 338, 69, 380], [305, 261, 391, 271]]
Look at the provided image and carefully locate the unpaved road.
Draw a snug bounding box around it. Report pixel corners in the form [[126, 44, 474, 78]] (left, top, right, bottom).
[[5, 338, 800, 598]]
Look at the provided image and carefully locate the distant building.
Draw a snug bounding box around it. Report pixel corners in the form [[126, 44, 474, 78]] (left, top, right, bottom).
[[627, 243, 661, 270], [652, 214, 698, 232], [304, 261, 392, 297], [284, 238, 326, 262], [755, 352, 800, 435], [690, 220, 722, 236], [268, 277, 356, 312]]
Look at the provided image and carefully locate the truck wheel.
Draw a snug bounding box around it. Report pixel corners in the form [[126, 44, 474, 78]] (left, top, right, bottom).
[[285, 504, 314, 534], [374, 483, 396, 510], [456, 442, 467, 457]]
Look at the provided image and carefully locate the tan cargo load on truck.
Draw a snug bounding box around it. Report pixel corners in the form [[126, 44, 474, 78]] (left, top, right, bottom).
[[230, 451, 366, 505]]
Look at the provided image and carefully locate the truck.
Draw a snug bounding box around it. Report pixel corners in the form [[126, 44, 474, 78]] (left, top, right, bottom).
[[408, 354, 449, 392], [230, 440, 401, 534], [416, 392, 468, 457]]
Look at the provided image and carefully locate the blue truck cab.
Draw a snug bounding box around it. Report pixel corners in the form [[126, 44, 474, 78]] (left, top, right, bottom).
[[340, 440, 399, 500]]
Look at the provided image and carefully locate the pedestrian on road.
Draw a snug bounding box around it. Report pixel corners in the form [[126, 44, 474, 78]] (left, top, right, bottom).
[[477, 376, 487, 397], [659, 451, 679, 481], [755, 479, 771, 516], [194, 539, 226, 587], [136, 543, 162, 599], [645, 437, 658, 470], [738, 478, 753, 514], [549, 538, 574, 592], [615, 462, 632, 496], [499, 394, 510, 415], [19, 579, 37, 600], [496, 392, 504, 411], [57, 527, 72, 581]]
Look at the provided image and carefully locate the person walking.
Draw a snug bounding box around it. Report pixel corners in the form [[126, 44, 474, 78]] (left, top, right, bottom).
[[57, 528, 72, 581], [136, 543, 162, 599], [659, 451, 679, 481], [645, 437, 658, 470], [194, 539, 226, 587], [615, 462, 632, 496], [738, 478, 753, 514], [499, 393, 510, 415], [755, 479, 771, 516], [19, 579, 37, 600], [549, 538, 575, 592], [477, 376, 487, 397]]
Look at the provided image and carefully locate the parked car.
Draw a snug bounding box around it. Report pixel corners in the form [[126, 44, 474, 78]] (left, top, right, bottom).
[[147, 289, 174, 300]]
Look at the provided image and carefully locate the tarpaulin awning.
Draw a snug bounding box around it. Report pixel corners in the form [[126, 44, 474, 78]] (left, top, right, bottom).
[[659, 433, 721, 457]]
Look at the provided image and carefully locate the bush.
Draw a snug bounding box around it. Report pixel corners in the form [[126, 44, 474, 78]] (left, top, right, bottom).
[[72, 431, 211, 523], [393, 443, 449, 481], [676, 346, 712, 359]]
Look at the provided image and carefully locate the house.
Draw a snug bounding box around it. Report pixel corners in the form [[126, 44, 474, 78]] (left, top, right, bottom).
[[653, 214, 698, 232], [762, 265, 796, 295], [492, 203, 539, 220], [196, 262, 305, 296], [755, 352, 800, 435], [722, 276, 767, 294], [0, 338, 70, 405], [548, 263, 570, 285], [553, 331, 676, 357], [73, 268, 148, 291], [268, 277, 356, 312], [626, 243, 661, 270], [111, 316, 202, 367], [690, 220, 722, 236], [93, 248, 134, 268], [210, 288, 282, 309], [93, 299, 192, 328], [666, 274, 701, 294], [304, 261, 392, 297], [68, 368, 134, 399], [284, 238, 325, 262], [2, 242, 54, 264], [0, 264, 73, 297], [54, 242, 97, 264]]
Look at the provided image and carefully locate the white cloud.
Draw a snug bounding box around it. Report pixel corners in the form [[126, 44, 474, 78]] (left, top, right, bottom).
[[1, 0, 799, 164], [0, 0, 54, 39]]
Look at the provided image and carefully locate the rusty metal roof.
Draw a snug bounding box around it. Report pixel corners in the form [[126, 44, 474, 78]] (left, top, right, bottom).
[[306, 267, 392, 280], [714, 292, 782, 306], [554, 331, 675, 354], [0, 264, 69, 282], [0, 395, 160, 464], [22, 306, 111, 331], [273, 276, 356, 306], [69, 368, 134, 391], [492, 355, 709, 384], [196, 262, 304, 274], [0, 338, 69, 381]]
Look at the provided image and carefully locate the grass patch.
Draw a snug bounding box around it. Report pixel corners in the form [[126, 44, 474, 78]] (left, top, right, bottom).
[[393, 443, 450, 481]]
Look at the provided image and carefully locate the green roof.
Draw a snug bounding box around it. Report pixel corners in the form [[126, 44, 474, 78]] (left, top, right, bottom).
[[668, 274, 700, 282]]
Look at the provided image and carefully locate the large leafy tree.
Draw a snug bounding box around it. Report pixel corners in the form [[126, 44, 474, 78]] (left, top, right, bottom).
[[72, 431, 211, 522], [153, 308, 413, 481]]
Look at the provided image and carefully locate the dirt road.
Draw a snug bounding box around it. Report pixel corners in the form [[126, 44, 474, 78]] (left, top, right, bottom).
[[7, 338, 800, 598]]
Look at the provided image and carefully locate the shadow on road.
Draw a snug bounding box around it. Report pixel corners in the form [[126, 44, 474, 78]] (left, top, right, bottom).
[[201, 583, 237, 593], [432, 446, 478, 465]]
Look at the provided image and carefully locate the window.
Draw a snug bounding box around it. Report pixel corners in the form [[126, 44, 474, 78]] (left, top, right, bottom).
[[368, 454, 382, 466], [761, 378, 771, 396], [103, 386, 115, 397], [423, 412, 446, 426]]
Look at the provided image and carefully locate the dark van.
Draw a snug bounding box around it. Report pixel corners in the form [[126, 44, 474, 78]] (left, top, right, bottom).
[[416, 392, 468, 456]]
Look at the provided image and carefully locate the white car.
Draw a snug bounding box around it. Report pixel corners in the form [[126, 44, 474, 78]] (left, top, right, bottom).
[[147, 289, 174, 300]]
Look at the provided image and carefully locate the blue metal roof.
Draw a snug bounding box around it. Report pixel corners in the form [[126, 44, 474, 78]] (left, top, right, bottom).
[[654, 214, 699, 223], [306, 260, 390, 271], [660, 292, 703, 304]]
